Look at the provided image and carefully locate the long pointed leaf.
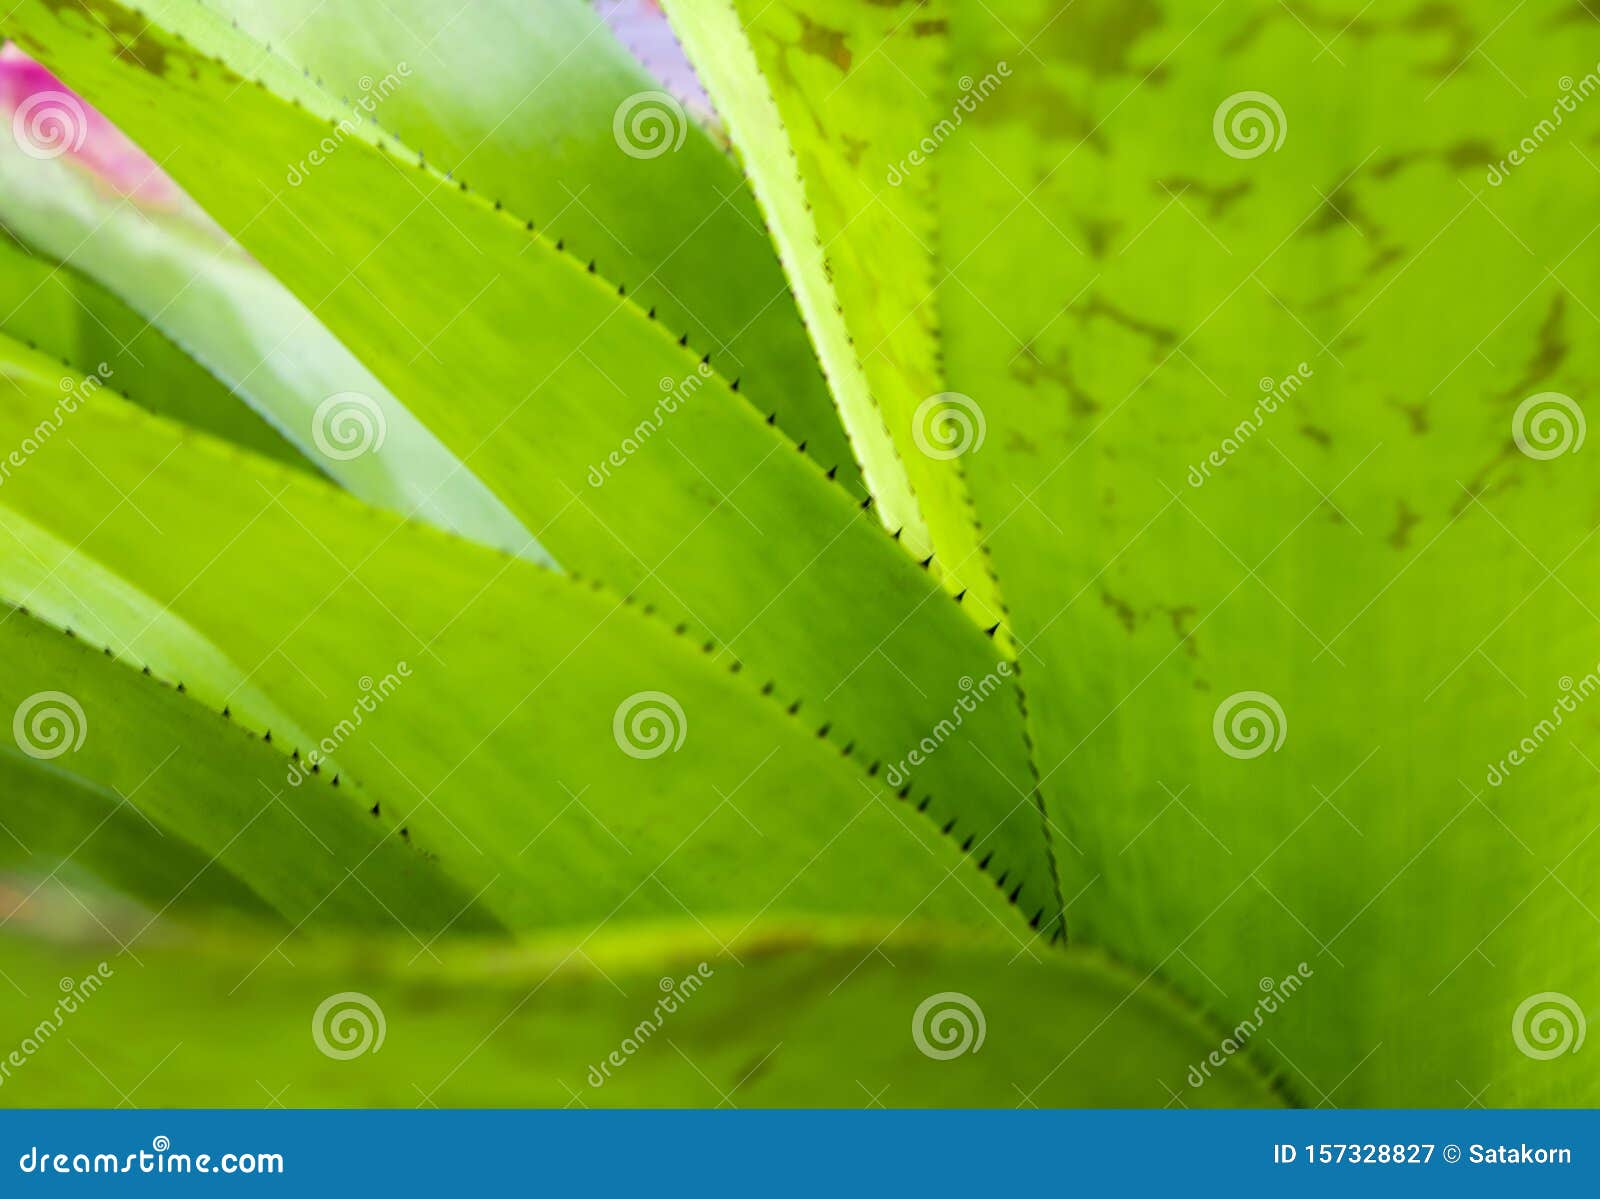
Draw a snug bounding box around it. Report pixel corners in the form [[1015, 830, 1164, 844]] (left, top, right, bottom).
[[662, 0, 1008, 641], [1, 1, 1062, 925], [0, 341, 1033, 937], [185, 0, 863, 501], [0, 920, 1280, 1106], [939, 0, 1600, 1104]]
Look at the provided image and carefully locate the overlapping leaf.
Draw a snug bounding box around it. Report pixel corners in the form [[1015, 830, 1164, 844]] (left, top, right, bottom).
[[660, 0, 1007, 640], [0, 98, 543, 561], [0, 608, 502, 934], [0, 920, 1278, 1107], [3, 0, 1060, 928], [0, 338, 1024, 940], [181, 0, 861, 500], [937, 0, 1600, 1104], [0, 234, 302, 465]]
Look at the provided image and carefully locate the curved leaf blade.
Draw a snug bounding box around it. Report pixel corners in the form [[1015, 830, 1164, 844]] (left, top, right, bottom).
[[0, 920, 1281, 1106]]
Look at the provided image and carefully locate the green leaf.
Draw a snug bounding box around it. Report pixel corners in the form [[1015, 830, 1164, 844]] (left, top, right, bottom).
[[0, 117, 546, 564], [0, 607, 503, 935], [3, 1, 1062, 928], [182, 0, 863, 501], [938, 0, 1600, 1104], [0, 920, 1281, 1106], [0, 233, 303, 466], [662, 0, 1007, 644], [0, 339, 1031, 937]]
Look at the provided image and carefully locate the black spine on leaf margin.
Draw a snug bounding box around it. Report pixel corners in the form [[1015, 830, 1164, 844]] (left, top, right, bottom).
[[2, 604, 440, 861], [572, 569, 1053, 937]]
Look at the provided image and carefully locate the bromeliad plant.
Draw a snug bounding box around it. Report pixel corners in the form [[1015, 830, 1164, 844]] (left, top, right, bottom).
[[0, 0, 1595, 1107]]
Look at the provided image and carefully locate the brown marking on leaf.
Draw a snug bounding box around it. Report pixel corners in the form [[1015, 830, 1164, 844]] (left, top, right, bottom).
[[1005, 430, 1039, 455], [972, 75, 1105, 149], [839, 132, 870, 168], [1300, 424, 1332, 447], [1011, 339, 1100, 415], [1156, 176, 1252, 220], [1077, 214, 1122, 258], [1308, 181, 1381, 241], [1100, 587, 1137, 633], [1497, 292, 1568, 402], [1306, 244, 1404, 310], [793, 12, 852, 72], [1388, 500, 1420, 549], [1030, 0, 1164, 77], [1075, 292, 1178, 352], [1389, 400, 1430, 434], [1165, 604, 1199, 658], [1370, 140, 1500, 180], [38, 0, 208, 79], [1222, 1, 1473, 78]]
